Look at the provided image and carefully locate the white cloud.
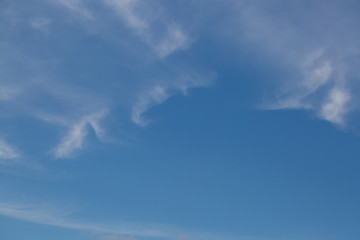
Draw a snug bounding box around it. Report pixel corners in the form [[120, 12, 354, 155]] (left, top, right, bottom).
[[52, 119, 88, 158], [0, 201, 239, 240], [54, 0, 190, 58], [301, 57, 332, 93], [132, 74, 214, 126], [0, 139, 20, 163], [103, 0, 190, 58], [132, 85, 169, 126], [266, 51, 333, 110], [0, 202, 72, 224], [320, 87, 350, 126], [153, 24, 189, 58], [104, 0, 148, 32], [237, 0, 360, 127], [55, 0, 93, 20], [53, 110, 108, 158]]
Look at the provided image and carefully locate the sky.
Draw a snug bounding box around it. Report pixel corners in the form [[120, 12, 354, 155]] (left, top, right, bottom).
[[0, 0, 360, 239]]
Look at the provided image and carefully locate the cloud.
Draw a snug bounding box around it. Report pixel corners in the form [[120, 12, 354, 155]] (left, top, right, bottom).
[[0, 36, 112, 157], [264, 49, 334, 110], [320, 87, 350, 126], [92, 0, 190, 58], [104, 0, 148, 32], [52, 119, 88, 158], [131, 73, 215, 126], [55, 0, 93, 20], [0, 139, 20, 164], [131, 85, 170, 126], [30, 17, 52, 32], [0, 201, 178, 239], [0, 202, 73, 223], [53, 110, 108, 158], [0, 0, 208, 159], [237, 0, 360, 127], [0, 200, 240, 240], [151, 24, 189, 58], [53, 0, 190, 58]]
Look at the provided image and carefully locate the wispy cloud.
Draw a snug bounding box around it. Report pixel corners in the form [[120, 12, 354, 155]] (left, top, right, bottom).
[[0, 139, 20, 164], [53, 0, 190, 58], [237, 0, 360, 127], [0, 201, 183, 240], [132, 73, 215, 126], [53, 110, 108, 158], [0, 200, 240, 240], [104, 0, 148, 32], [0, 0, 207, 159], [0, 199, 289, 240], [0, 202, 73, 224], [55, 0, 94, 20], [320, 87, 350, 126], [264, 49, 334, 110], [59, 0, 191, 58]]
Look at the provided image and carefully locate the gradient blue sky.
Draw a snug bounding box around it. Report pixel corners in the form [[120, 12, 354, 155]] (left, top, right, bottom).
[[1, 0, 360, 240]]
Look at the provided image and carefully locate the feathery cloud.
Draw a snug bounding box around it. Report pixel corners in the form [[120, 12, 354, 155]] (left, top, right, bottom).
[[320, 87, 350, 126], [238, 0, 360, 126], [56, 0, 191, 58], [0, 201, 178, 239], [132, 73, 214, 126], [0, 139, 20, 164], [55, 0, 93, 20], [53, 110, 108, 158], [0, 200, 239, 240]]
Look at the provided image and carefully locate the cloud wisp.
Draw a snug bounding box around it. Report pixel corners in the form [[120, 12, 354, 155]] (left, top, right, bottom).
[[53, 110, 108, 158], [0, 201, 236, 240], [0, 139, 20, 164], [0, 201, 170, 238], [0, 0, 211, 159], [55, 0, 94, 20], [103, 0, 190, 58], [132, 73, 215, 126], [263, 48, 351, 126], [55, 0, 190, 58], [237, 0, 360, 127]]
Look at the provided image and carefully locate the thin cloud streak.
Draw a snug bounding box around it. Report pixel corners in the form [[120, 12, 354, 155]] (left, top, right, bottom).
[[103, 0, 190, 58], [0, 200, 260, 240], [265, 50, 334, 110], [53, 110, 108, 158], [131, 73, 215, 126], [54, 0, 190, 58], [55, 0, 94, 20], [0, 201, 193, 240]]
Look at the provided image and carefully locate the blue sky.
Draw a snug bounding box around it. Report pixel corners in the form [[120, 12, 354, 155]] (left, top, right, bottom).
[[1, 0, 360, 239]]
